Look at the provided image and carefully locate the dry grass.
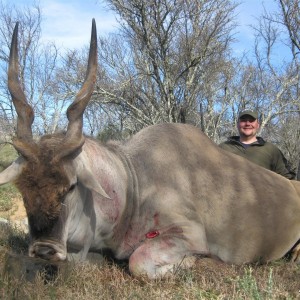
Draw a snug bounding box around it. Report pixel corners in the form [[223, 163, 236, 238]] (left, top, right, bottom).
[[1, 225, 300, 299]]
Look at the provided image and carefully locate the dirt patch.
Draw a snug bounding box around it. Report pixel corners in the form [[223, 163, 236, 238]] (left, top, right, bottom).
[[3, 196, 27, 221], [12, 197, 26, 220], [0, 196, 28, 233]]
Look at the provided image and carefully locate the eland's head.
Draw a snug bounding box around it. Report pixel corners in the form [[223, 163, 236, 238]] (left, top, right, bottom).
[[0, 19, 111, 260]]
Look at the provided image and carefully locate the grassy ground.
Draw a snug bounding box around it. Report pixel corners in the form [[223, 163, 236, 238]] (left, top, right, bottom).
[[0, 184, 19, 214], [0, 143, 18, 171], [0, 143, 18, 214], [0, 223, 300, 300]]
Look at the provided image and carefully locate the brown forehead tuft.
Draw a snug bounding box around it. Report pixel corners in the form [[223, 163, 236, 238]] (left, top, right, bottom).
[[14, 134, 71, 224]]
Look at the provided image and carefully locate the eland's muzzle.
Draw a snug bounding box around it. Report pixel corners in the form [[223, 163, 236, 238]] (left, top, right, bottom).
[[29, 240, 67, 261]]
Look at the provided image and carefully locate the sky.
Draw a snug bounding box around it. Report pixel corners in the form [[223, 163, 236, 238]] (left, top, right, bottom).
[[9, 0, 280, 56], [10, 0, 118, 50]]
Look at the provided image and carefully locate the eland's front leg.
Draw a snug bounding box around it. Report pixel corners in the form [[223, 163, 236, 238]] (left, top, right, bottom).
[[128, 236, 205, 279], [291, 242, 300, 262]]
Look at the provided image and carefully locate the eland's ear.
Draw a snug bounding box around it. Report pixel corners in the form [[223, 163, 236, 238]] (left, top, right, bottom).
[[0, 156, 25, 185], [73, 149, 111, 199], [77, 169, 111, 199]]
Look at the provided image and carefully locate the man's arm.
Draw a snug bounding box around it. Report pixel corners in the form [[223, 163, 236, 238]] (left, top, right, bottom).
[[272, 149, 296, 180]]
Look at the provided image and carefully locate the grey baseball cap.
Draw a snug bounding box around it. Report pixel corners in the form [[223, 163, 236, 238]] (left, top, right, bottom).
[[238, 109, 258, 119]]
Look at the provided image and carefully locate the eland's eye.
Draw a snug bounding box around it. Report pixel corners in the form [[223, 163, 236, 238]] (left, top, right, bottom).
[[68, 183, 77, 192]]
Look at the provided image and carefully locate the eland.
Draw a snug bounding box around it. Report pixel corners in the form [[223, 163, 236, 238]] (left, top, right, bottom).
[[0, 19, 300, 279]]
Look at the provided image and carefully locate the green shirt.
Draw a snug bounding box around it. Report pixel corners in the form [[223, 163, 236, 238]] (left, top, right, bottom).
[[219, 136, 295, 180]]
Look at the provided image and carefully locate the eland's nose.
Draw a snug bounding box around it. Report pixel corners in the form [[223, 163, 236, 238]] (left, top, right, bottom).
[[29, 242, 66, 261], [32, 245, 57, 260]]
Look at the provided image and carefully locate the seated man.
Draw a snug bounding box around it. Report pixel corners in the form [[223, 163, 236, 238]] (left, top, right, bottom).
[[219, 109, 295, 180]]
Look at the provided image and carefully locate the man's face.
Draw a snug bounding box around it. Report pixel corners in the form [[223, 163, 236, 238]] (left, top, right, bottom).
[[237, 115, 260, 137]]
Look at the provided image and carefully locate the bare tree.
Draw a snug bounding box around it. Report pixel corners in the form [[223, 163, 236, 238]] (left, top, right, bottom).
[[95, 0, 237, 134], [0, 0, 298, 175], [278, 0, 300, 57], [0, 1, 67, 138], [0, 1, 42, 139]]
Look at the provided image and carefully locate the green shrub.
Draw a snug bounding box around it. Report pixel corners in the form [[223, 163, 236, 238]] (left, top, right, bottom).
[[0, 143, 19, 212], [0, 143, 18, 171], [0, 184, 19, 212]]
